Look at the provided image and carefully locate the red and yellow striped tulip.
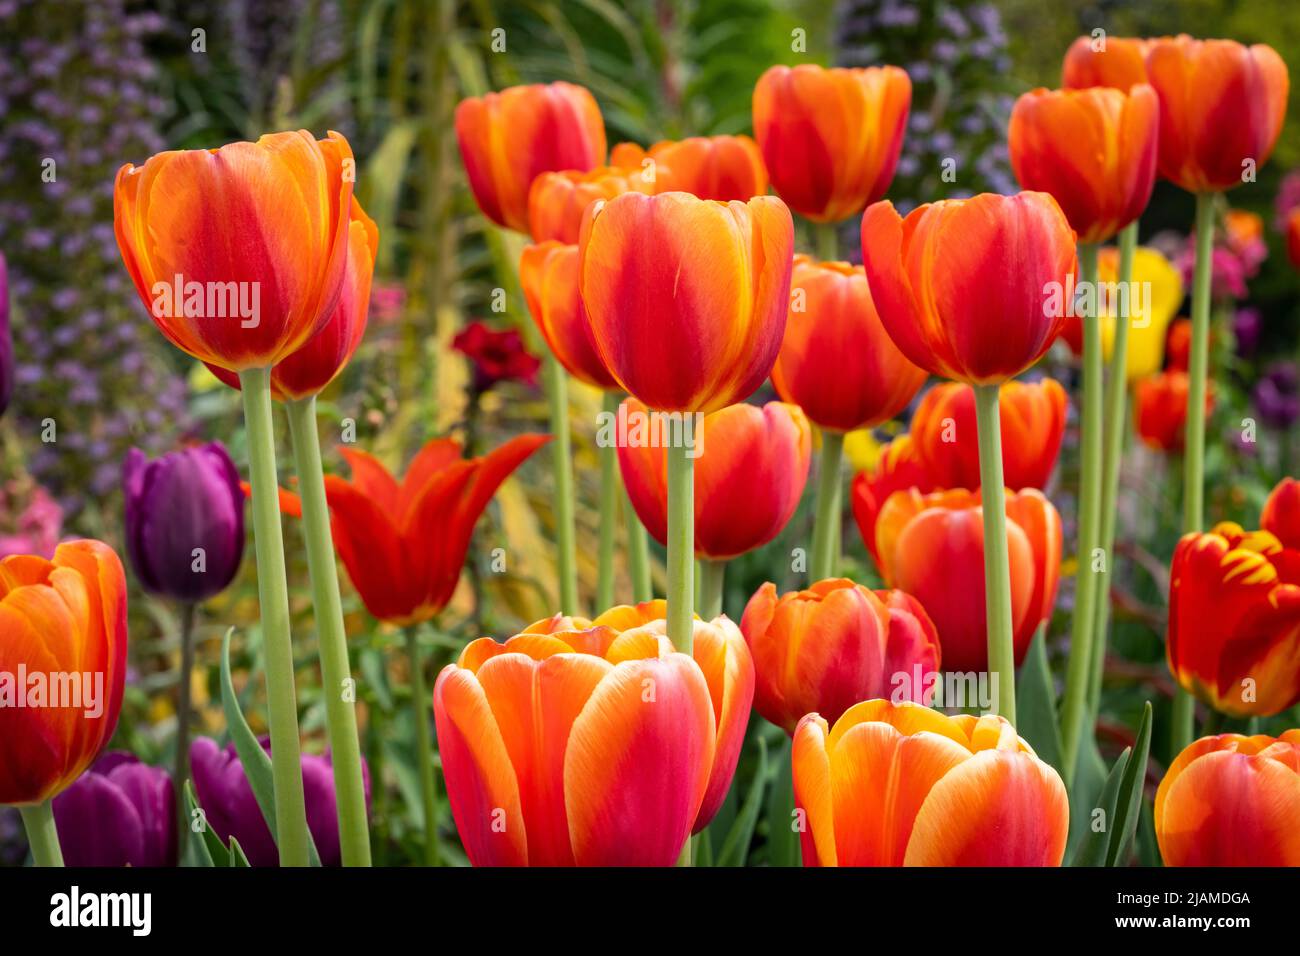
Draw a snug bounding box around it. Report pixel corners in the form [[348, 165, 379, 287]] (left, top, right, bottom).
[[772, 256, 927, 432], [1134, 369, 1213, 453], [579, 191, 794, 413], [617, 398, 811, 560], [1156, 731, 1300, 866], [1061, 36, 1152, 92], [434, 601, 753, 865], [849, 435, 936, 566], [752, 65, 910, 223], [741, 579, 941, 734], [608, 135, 768, 203], [519, 241, 618, 390], [1167, 522, 1300, 717], [0, 540, 128, 805], [114, 130, 355, 373], [455, 82, 606, 233], [1262, 477, 1300, 550], [793, 700, 1068, 866], [860, 192, 1077, 385], [527, 165, 654, 245]]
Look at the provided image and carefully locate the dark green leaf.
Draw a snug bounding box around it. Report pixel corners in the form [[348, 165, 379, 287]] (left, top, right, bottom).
[[716, 736, 767, 867], [1107, 701, 1153, 867], [1071, 746, 1130, 867]]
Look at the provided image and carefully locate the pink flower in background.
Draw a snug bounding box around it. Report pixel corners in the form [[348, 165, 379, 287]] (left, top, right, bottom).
[[370, 281, 406, 325], [0, 481, 64, 559], [1274, 170, 1300, 229]]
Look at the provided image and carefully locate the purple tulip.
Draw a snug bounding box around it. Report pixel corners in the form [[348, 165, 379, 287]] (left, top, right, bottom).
[[0, 252, 13, 417], [123, 442, 244, 602], [1253, 362, 1300, 430], [190, 737, 371, 867], [1232, 307, 1262, 358], [51, 752, 177, 867]]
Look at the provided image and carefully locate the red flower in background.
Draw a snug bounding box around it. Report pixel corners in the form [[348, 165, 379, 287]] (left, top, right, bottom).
[[453, 321, 541, 393]]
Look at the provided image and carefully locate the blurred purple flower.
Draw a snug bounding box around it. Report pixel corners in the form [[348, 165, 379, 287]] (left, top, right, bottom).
[[1253, 363, 1300, 430], [52, 752, 177, 867], [1233, 307, 1262, 358]]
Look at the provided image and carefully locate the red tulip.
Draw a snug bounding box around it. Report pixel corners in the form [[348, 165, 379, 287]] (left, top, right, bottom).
[[1134, 369, 1213, 453], [849, 435, 936, 566], [1262, 477, 1300, 549], [527, 165, 654, 245], [1061, 36, 1152, 92], [519, 241, 618, 390]]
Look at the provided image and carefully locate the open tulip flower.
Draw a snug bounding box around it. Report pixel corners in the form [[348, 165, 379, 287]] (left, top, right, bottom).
[[1062, 35, 1152, 91], [1156, 731, 1300, 866], [455, 81, 606, 233], [872, 488, 1062, 672], [741, 579, 941, 734], [849, 435, 936, 566], [792, 700, 1068, 866], [609, 135, 768, 203], [434, 600, 754, 865], [519, 241, 618, 390], [527, 165, 655, 245], [1134, 369, 1213, 453], [1167, 522, 1300, 717], [1262, 477, 1300, 549], [752, 64, 910, 223]]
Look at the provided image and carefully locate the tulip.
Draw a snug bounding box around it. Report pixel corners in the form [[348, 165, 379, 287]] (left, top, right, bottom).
[[792, 700, 1068, 866], [909, 378, 1067, 492], [1009, 84, 1158, 245], [1262, 478, 1300, 549], [1253, 362, 1300, 431], [1288, 208, 1300, 270], [519, 241, 617, 391], [0, 539, 128, 866], [752, 64, 910, 224], [1061, 35, 1151, 92], [608, 135, 768, 202], [1134, 370, 1214, 453], [1167, 523, 1300, 717], [873, 488, 1062, 673], [528, 165, 655, 245], [849, 435, 936, 566], [51, 752, 176, 868], [190, 737, 371, 867], [455, 81, 606, 233], [1156, 731, 1300, 866], [1165, 318, 1191, 372], [0, 252, 11, 418], [435, 601, 753, 865], [741, 579, 941, 734]]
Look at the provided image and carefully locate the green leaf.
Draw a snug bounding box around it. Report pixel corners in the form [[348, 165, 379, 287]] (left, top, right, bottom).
[[1106, 701, 1153, 867], [229, 836, 251, 868], [765, 735, 799, 867], [1071, 746, 1130, 867], [1017, 626, 1064, 774], [716, 736, 768, 867], [1066, 729, 1109, 858], [183, 780, 217, 867]]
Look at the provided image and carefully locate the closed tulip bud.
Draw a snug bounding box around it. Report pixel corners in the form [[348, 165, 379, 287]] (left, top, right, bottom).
[[436, 601, 753, 865], [114, 131, 355, 372], [849, 435, 936, 566], [1145, 36, 1289, 194], [910, 378, 1067, 491], [1262, 478, 1300, 549], [617, 398, 811, 560], [772, 256, 927, 432], [527, 165, 655, 245], [793, 701, 1068, 866], [1134, 369, 1214, 453], [455, 82, 606, 233], [1156, 731, 1300, 866], [753, 64, 910, 223], [608, 135, 768, 203], [51, 752, 176, 867], [1062, 36, 1152, 92], [579, 191, 794, 413], [873, 488, 1062, 672], [0, 540, 128, 805], [861, 192, 1077, 385], [1167, 523, 1300, 717], [1009, 85, 1159, 244], [123, 442, 245, 603], [519, 241, 618, 390], [0, 252, 11, 417], [741, 579, 941, 734]]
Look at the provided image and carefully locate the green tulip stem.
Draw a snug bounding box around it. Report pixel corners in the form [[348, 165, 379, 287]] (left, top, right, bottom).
[[974, 383, 1017, 726], [173, 600, 197, 852], [404, 626, 440, 867], [543, 354, 579, 614], [624, 485, 653, 602], [665, 420, 696, 868], [700, 558, 726, 620], [816, 221, 839, 262], [809, 429, 845, 581], [597, 390, 620, 612], [20, 801, 64, 867]]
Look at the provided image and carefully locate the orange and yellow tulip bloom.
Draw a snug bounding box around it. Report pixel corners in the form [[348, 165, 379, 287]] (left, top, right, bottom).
[[752, 64, 910, 223], [276, 435, 548, 627], [434, 600, 753, 865], [792, 701, 1068, 866], [909, 378, 1067, 491], [608, 135, 768, 203], [114, 130, 355, 373], [849, 435, 936, 566], [1008, 84, 1159, 244], [455, 82, 606, 234], [579, 191, 794, 413], [873, 488, 1062, 672], [1156, 731, 1300, 866], [860, 192, 1076, 385], [1263, 477, 1300, 549], [1061, 35, 1152, 92], [1144, 36, 1289, 194], [617, 398, 811, 560], [519, 241, 618, 390], [771, 256, 927, 433], [1134, 369, 1213, 453], [1167, 522, 1300, 717], [527, 165, 655, 245], [0, 540, 128, 805], [740, 579, 941, 734]]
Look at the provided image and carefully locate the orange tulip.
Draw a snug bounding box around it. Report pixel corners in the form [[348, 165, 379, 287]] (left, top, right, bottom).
[[579, 191, 793, 413], [527, 165, 654, 245], [1134, 369, 1214, 452], [860, 192, 1077, 385], [910, 378, 1067, 492], [455, 82, 607, 233], [1164, 317, 1191, 371], [740, 579, 941, 734], [1262, 477, 1300, 549], [617, 398, 811, 560], [1156, 731, 1300, 866], [849, 435, 936, 566], [752, 64, 910, 223], [114, 130, 355, 373], [608, 135, 768, 202], [434, 600, 753, 865], [1167, 522, 1300, 717], [771, 256, 927, 432], [275, 434, 548, 626], [873, 488, 1062, 672], [0, 540, 128, 805], [519, 241, 618, 390], [1008, 85, 1159, 244], [1061, 36, 1152, 92], [792, 700, 1068, 866], [1144, 36, 1289, 194]]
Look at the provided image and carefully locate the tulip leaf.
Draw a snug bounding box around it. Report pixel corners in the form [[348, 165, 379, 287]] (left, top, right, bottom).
[[229, 836, 251, 868], [1106, 701, 1153, 867], [716, 736, 768, 867], [765, 735, 800, 867], [183, 780, 216, 868], [1016, 626, 1064, 774], [1070, 745, 1130, 867], [1066, 728, 1109, 857]]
